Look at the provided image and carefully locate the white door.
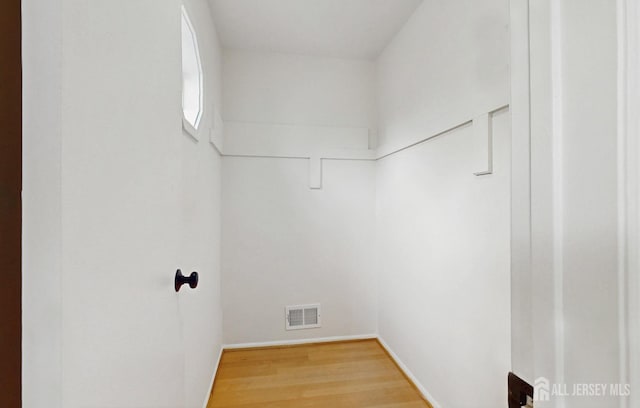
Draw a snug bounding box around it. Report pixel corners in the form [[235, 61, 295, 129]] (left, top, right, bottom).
[[60, 1, 187, 406]]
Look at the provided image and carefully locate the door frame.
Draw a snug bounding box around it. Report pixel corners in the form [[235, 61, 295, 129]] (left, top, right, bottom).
[[511, 4, 636, 406], [0, 0, 22, 406], [618, 0, 640, 406]]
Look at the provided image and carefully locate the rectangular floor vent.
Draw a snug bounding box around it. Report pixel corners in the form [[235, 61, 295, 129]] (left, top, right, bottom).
[[285, 304, 321, 330]]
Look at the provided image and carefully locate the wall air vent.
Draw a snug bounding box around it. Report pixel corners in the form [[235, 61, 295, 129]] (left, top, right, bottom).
[[285, 304, 321, 330]]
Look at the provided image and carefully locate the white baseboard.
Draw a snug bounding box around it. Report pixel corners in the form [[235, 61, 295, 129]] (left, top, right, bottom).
[[222, 333, 377, 350], [376, 336, 442, 408], [201, 345, 224, 408]]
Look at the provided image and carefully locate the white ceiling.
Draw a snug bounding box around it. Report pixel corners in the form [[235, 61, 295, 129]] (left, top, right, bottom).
[[208, 0, 423, 59]]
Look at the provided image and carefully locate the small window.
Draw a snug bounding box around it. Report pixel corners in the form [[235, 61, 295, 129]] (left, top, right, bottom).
[[181, 6, 203, 133]]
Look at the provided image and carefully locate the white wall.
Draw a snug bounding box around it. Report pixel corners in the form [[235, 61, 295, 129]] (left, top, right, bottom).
[[221, 50, 378, 345], [376, 0, 509, 151], [180, 1, 224, 407], [222, 158, 376, 344], [375, 112, 511, 408], [223, 50, 377, 147], [375, 1, 511, 407]]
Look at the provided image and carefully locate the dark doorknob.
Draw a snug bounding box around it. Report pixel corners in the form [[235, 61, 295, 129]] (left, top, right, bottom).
[[175, 269, 198, 292]]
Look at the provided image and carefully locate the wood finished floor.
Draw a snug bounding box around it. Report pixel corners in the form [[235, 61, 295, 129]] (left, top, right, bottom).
[[207, 339, 432, 408]]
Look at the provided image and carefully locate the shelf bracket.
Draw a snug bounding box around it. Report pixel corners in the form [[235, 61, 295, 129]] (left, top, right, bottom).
[[309, 156, 322, 189], [473, 112, 493, 176]]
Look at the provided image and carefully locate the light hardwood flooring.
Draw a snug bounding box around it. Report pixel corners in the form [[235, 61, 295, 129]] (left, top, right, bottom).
[[207, 339, 433, 408]]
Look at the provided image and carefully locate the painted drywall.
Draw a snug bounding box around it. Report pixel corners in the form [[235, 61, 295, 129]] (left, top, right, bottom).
[[515, 1, 622, 406], [376, 0, 509, 152], [23, 0, 224, 406], [375, 1, 511, 407], [222, 157, 377, 344], [220, 50, 378, 345], [180, 1, 224, 407], [222, 50, 377, 147], [375, 111, 511, 408], [22, 0, 63, 406]]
